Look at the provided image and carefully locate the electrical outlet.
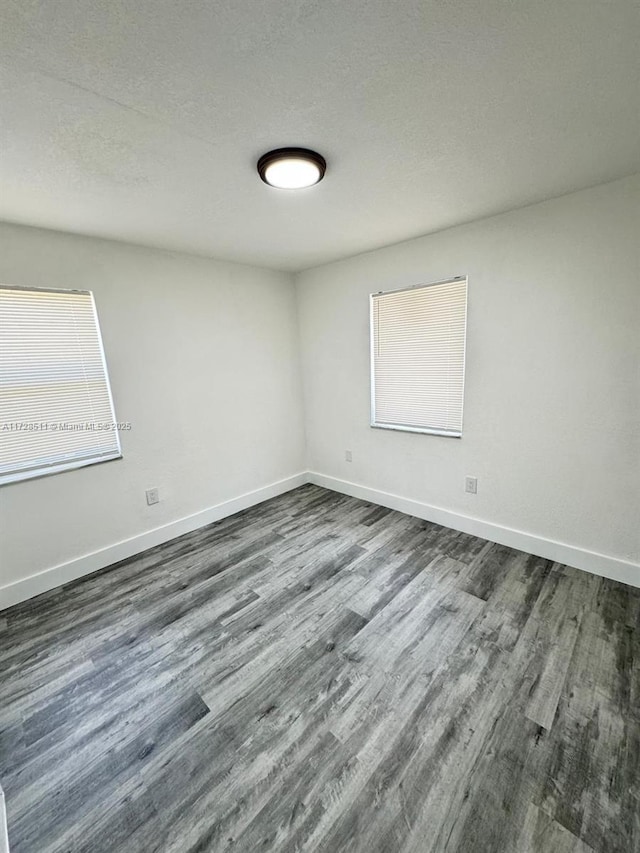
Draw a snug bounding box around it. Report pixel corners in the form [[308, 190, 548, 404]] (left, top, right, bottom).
[[345, 450, 353, 462], [465, 476, 478, 495], [146, 487, 160, 506]]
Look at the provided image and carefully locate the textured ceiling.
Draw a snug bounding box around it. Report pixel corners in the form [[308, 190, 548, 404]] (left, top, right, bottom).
[[1, 0, 638, 271]]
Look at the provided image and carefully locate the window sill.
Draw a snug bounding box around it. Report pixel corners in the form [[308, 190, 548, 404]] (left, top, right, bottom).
[[0, 452, 123, 486], [370, 422, 462, 438]]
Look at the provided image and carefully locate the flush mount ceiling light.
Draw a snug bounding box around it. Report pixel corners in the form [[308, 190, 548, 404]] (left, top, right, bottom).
[[257, 148, 326, 189]]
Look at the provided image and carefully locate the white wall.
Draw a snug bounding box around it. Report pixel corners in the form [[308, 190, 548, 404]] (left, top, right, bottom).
[[296, 176, 640, 573], [0, 224, 305, 599], [1, 176, 638, 605]]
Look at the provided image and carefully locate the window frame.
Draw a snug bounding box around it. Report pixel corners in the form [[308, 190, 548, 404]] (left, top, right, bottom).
[[369, 276, 468, 438], [0, 283, 123, 486]]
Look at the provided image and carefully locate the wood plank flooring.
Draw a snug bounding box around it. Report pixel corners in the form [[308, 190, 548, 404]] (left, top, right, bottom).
[[0, 484, 638, 853]]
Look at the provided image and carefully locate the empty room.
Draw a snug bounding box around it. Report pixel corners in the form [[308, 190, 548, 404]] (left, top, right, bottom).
[[0, 1, 639, 852]]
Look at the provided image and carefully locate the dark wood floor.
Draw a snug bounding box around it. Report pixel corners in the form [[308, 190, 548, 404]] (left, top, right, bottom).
[[0, 485, 638, 853]]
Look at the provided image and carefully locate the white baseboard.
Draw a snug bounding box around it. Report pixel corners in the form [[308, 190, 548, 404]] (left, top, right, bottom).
[[0, 786, 8, 853], [307, 471, 640, 589], [2, 469, 637, 610], [0, 472, 307, 611]]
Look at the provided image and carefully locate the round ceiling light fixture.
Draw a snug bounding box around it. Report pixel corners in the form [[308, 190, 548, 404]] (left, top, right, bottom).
[[257, 147, 326, 189]]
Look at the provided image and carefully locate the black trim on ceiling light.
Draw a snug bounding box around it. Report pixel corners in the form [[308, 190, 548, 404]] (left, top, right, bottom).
[[257, 148, 327, 188]]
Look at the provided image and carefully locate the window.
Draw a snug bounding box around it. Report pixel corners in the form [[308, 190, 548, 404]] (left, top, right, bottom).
[[0, 286, 122, 485], [370, 277, 467, 437]]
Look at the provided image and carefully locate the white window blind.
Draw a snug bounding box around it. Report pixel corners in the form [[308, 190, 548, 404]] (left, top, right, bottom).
[[0, 286, 121, 485], [370, 277, 467, 437]]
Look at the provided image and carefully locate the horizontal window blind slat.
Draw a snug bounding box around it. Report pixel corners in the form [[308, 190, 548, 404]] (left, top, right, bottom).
[[0, 285, 121, 483], [371, 278, 467, 435]]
